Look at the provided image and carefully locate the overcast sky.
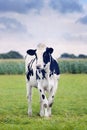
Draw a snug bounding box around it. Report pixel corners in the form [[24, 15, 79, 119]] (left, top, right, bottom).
[[0, 0, 87, 57]]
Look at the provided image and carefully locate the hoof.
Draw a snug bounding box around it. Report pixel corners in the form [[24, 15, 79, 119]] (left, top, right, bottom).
[[28, 112, 32, 117], [39, 112, 44, 117]]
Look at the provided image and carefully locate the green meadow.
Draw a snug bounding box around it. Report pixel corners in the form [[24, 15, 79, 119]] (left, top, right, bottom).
[[0, 74, 87, 130]]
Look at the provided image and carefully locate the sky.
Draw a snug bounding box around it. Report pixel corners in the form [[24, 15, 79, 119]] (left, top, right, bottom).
[[0, 0, 87, 57]]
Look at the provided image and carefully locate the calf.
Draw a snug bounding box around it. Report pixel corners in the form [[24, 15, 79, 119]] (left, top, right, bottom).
[[25, 44, 60, 117]]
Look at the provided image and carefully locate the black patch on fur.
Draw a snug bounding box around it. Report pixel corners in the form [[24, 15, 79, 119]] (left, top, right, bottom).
[[50, 57, 60, 75], [26, 58, 36, 81], [42, 94, 45, 99], [44, 104, 47, 108], [40, 89, 42, 92], [43, 47, 60, 76], [36, 68, 46, 80], [43, 51, 50, 64], [52, 96, 54, 98], [41, 69, 46, 79], [27, 49, 36, 56], [49, 102, 53, 107], [36, 71, 40, 80], [26, 69, 33, 81]]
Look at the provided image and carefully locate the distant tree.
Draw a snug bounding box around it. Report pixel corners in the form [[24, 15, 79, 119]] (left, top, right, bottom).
[[0, 51, 23, 59], [78, 54, 87, 59], [60, 53, 70, 58], [69, 54, 76, 58], [60, 53, 76, 58]]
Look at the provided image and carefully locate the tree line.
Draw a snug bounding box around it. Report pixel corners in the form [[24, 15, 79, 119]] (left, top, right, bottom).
[[0, 51, 87, 59], [0, 51, 23, 59], [60, 53, 87, 59]]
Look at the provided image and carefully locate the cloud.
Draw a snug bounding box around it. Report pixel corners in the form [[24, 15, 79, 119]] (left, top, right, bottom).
[[76, 15, 87, 24], [0, 0, 87, 56], [0, 17, 26, 32], [50, 0, 83, 14], [0, 0, 84, 14], [0, 0, 44, 14], [63, 32, 87, 43]]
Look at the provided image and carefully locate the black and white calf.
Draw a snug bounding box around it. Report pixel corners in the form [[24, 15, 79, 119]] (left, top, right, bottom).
[[25, 44, 60, 117]]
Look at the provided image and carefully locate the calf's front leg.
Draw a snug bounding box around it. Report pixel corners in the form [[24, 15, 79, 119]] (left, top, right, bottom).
[[48, 80, 58, 116], [38, 83, 49, 117], [26, 82, 32, 116]]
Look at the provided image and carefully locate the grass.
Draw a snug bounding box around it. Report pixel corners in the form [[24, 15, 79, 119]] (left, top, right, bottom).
[[0, 74, 87, 130]]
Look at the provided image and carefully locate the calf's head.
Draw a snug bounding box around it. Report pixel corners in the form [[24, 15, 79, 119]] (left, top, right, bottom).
[[27, 47, 54, 69]]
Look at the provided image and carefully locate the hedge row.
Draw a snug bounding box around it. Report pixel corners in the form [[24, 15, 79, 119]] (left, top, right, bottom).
[[0, 60, 25, 74], [59, 60, 87, 74], [0, 59, 87, 74]]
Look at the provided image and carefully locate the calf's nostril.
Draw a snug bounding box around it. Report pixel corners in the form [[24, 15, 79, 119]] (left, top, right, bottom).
[[36, 65, 41, 69]]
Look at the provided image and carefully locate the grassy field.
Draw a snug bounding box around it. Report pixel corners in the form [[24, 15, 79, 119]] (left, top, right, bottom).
[[0, 74, 87, 130]]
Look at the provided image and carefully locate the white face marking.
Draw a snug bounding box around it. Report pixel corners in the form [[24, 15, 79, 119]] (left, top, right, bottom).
[[36, 47, 46, 69]]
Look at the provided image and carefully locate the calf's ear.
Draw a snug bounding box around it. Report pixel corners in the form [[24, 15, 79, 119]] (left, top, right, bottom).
[[46, 47, 54, 54], [27, 49, 37, 56]]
